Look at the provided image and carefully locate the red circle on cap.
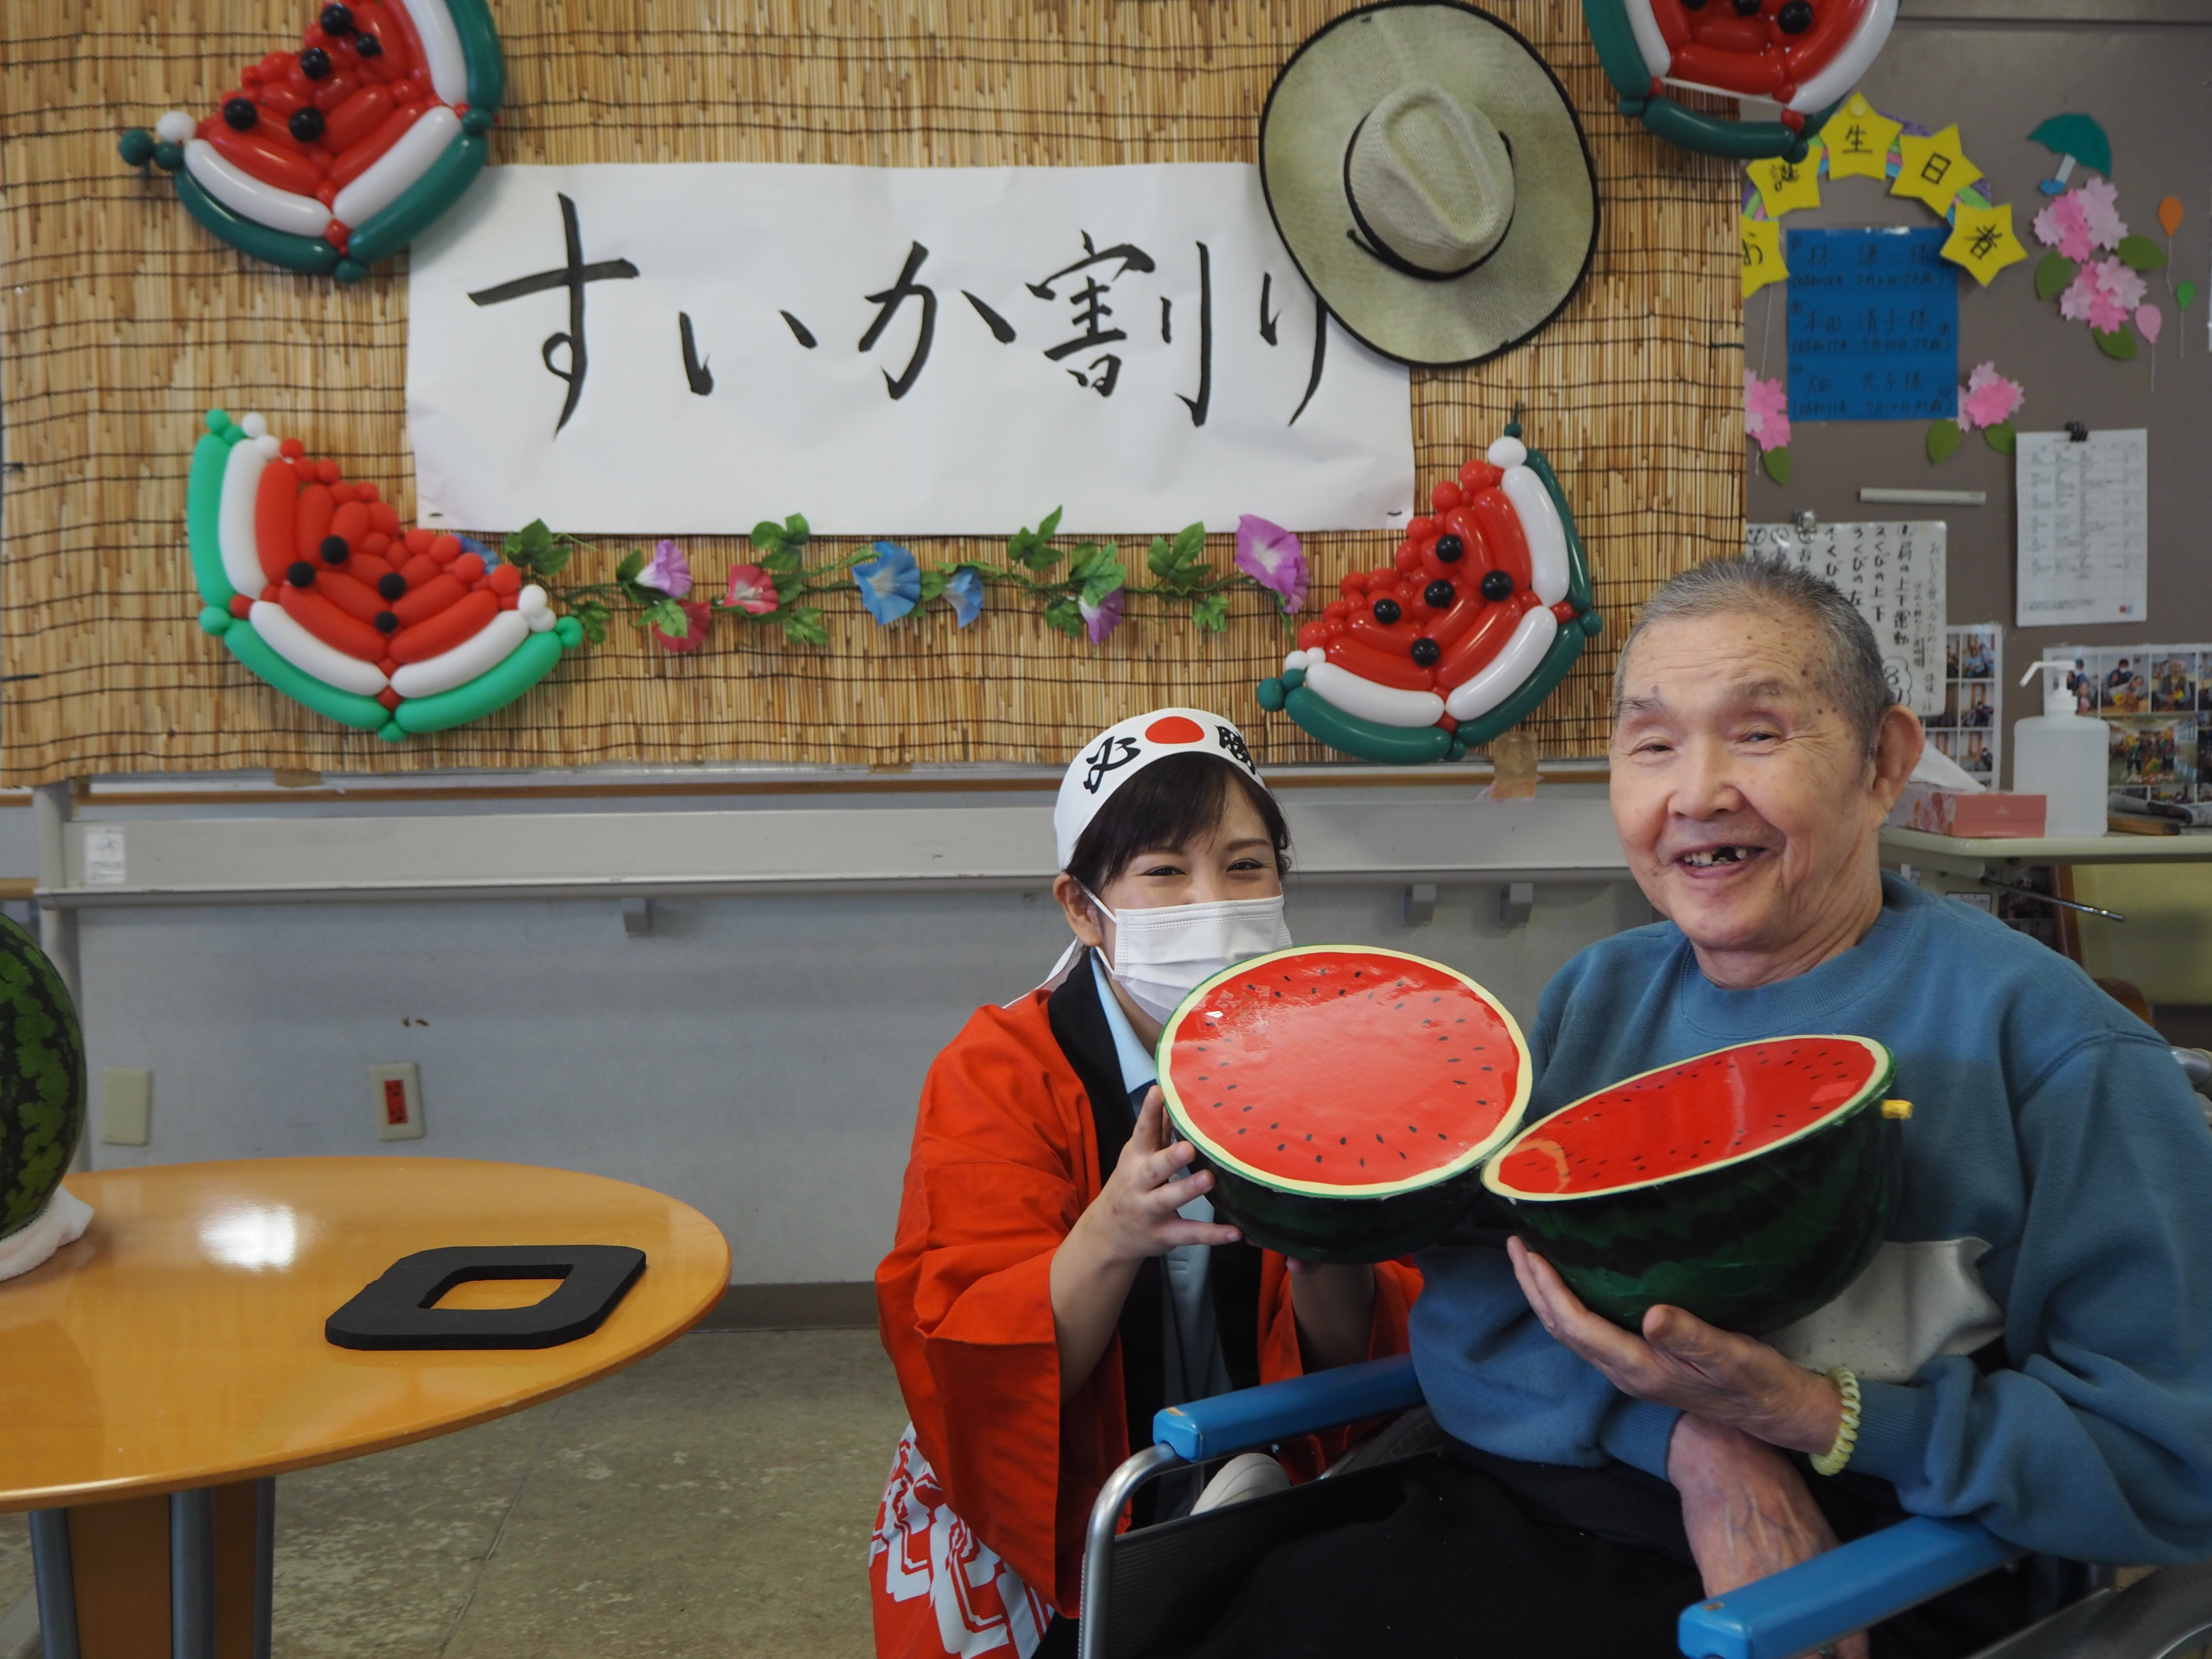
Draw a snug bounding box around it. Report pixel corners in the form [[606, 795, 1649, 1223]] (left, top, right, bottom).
[[1145, 715, 1205, 745]]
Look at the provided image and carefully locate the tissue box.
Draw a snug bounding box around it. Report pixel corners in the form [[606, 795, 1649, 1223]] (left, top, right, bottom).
[[1888, 784, 2047, 839]]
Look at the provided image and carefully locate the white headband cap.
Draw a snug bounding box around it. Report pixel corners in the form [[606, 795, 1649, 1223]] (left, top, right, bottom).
[[1053, 708, 1268, 869]]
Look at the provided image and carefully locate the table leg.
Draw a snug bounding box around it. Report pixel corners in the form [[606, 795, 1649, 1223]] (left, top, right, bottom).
[[33, 1479, 273, 1659]]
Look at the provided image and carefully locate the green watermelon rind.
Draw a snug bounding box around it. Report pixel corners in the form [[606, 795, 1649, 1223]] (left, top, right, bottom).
[[1156, 946, 1532, 1264], [1483, 1036, 1902, 1334], [0, 916, 87, 1243]]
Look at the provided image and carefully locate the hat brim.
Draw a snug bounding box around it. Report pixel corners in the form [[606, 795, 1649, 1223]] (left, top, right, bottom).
[[1260, 0, 1599, 369]]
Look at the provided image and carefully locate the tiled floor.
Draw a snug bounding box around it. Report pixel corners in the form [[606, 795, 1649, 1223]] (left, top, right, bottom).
[[2, 1329, 910, 1658]]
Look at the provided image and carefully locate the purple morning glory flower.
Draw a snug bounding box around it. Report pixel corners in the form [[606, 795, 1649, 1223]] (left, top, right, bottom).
[[855, 541, 921, 625], [1080, 587, 1124, 645], [638, 538, 693, 598], [945, 565, 986, 628], [1235, 515, 1307, 614]]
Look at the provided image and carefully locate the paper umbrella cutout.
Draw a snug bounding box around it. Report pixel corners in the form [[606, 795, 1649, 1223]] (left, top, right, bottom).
[[1584, 0, 1899, 162], [118, 0, 502, 280], [186, 409, 580, 741], [1255, 426, 1600, 766]]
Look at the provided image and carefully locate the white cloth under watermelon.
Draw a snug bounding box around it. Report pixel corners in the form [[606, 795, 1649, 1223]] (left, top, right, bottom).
[[0, 1186, 92, 1284]]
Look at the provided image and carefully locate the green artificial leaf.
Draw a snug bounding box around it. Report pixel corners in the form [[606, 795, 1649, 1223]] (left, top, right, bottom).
[[2116, 234, 2167, 272], [1190, 592, 1230, 633], [1926, 420, 1962, 464], [1760, 445, 1792, 486], [1070, 543, 1126, 607], [749, 519, 786, 551], [1146, 521, 1210, 594], [917, 568, 949, 604], [2034, 252, 2076, 302], [1007, 507, 1067, 572], [1984, 420, 2017, 456], [749, 514, 812, 566], [574, 601, 610, 645], [783, 513, 811, 545], [757, 545, 801, 574], [643, 596, 689, 637], [780, 606, 829, 646], [615, 549, 646, 584], [2093, 323, 2139, 361], [534, 539, 574, 578], [502, 518, 553, 570], [770, 568, 804, 601], [1042, 596, 1085, 638]]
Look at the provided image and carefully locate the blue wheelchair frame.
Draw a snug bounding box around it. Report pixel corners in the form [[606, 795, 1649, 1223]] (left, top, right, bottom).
[[1080, 1353, 2025, 1659]]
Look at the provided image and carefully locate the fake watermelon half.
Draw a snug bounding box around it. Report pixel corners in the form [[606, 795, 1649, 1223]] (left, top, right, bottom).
[[1482, 1035, 1903, 1334], [1157, 947, 1531, 1264], [0, 916, 87, 1244]]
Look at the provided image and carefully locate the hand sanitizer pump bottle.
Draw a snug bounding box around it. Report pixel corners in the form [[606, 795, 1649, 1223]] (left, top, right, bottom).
[[2013, 660, 2107, 839]]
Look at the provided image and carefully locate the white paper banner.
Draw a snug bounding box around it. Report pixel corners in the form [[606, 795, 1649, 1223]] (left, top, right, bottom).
[[405, 162, 1416, 536]]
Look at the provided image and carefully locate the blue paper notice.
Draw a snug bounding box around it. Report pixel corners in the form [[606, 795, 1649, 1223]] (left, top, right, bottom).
[[1786, 228, 1959, 422]]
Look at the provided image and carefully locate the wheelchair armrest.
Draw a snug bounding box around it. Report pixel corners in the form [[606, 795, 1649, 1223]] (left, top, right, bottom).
[[1677, 1517, 2024, 1659], [1151, 1353, 1423, 1462]]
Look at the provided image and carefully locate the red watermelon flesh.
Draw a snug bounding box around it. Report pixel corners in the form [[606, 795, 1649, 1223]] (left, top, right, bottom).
[[1488, 1036, 1886, 1198], [1162, 948, 1527, 1192]]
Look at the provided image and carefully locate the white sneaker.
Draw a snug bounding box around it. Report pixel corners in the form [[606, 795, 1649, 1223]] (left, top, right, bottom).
[[1190, 1452, 1291, 1515]]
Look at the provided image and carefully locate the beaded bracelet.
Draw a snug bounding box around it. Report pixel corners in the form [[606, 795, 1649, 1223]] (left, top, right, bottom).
[[1811, 1366, 1862, 1477]]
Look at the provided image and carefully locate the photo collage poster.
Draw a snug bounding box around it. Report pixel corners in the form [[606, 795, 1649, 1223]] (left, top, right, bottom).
[[2058, 645, 2211, 804], [1928, 624, 2002, 782]]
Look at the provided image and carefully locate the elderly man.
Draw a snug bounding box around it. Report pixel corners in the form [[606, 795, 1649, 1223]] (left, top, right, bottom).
[[1192, 556, 2212, 1659]]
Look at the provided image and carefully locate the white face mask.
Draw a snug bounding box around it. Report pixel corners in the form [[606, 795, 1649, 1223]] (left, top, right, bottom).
[[1083, 888, 1292, 1024]]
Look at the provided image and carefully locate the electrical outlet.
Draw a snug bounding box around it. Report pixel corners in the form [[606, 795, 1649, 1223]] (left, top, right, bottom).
[[369, 1063, 424, 1141], [100, 1067, 152, 1145]]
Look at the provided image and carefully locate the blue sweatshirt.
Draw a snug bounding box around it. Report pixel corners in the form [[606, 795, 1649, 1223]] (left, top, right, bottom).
[[1411, 873, 2212, 1564]]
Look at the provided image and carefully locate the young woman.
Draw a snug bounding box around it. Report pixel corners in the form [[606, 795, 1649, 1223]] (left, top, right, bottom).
[[870, 709, 1423, 1659]]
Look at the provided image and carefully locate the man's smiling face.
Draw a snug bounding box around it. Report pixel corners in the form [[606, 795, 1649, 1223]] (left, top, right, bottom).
[[1609, 605, 1920, 986]]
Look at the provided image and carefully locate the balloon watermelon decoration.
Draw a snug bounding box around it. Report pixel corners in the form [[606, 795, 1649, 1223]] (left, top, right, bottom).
[[116, 0, 501, 280], [1584, 0, 1897, 162], [1157, 947, 1531, 1263], [1483, 1036, 1907, 1334], [185, 408, 582, 742], [1255, 424, 1600, 766], [0, 916, 87, 1250]]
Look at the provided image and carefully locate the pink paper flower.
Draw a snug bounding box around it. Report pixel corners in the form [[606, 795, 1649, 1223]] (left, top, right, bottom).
[[1956, 362, 2024, 433], [638, 538, 692, 598], [2076, 178, 2127, 251], [723, 564, 778, 614], [2033, 180, 2126, 261], [2061, 258, 2148, 332], [1743, 372, 1791, 451], [1235, 515, 1309, 614]]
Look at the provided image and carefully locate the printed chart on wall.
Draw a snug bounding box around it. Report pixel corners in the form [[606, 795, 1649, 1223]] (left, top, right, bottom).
[[2057, 644, 2212, 805], [1745, 521, 1946, 714], [2015, 430, 2149, 628], [1929, 624, 2003, 782]]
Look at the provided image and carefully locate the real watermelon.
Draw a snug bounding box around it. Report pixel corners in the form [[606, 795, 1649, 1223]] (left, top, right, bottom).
[[1482, 1035, 1904, 1334], [0, 915, 87, 1241], [1157, 946, 1531, 1264]]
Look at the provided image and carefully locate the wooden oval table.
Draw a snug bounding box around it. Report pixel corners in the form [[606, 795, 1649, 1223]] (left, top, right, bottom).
[[0, 1157, 731, 1659]]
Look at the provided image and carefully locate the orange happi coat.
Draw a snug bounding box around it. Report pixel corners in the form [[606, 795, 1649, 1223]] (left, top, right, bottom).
[[873, 983, 1422, 1632]]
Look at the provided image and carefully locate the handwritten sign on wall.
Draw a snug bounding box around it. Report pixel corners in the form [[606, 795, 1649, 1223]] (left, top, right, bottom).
[[1785, 228, 1959, 422], [1746, 519, 1947, 714], [406, 163, 1415, 536]]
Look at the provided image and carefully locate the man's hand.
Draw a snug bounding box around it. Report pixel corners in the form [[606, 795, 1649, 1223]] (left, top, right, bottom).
[[1671, 1415, 1869, 1659], [1508, 1237, 1842, 1455]]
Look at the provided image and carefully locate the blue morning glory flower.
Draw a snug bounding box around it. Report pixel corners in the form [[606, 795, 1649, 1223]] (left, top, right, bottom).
[[855, 541, 921, 625], [945, 565, 986, 627]]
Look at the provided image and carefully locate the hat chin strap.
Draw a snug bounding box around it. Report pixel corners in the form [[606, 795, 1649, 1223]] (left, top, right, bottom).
[[1340, 115, 1518, 285]]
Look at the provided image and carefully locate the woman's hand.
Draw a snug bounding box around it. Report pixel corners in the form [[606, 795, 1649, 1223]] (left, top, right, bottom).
[[1285, 1259, 1376, 1372], [1508, 1237, 1842, 1455], [1670, 1415, 1870, 1659], [1050, 1088, 1241, 1397]]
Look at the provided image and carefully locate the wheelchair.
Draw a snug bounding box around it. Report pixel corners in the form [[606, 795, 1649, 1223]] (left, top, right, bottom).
[[1079, 1353, 2212, 1659]]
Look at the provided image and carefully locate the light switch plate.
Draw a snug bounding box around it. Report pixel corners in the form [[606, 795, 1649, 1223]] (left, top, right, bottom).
[[100, 1067, 152, 1145], [370, 1063, 424, 1141]]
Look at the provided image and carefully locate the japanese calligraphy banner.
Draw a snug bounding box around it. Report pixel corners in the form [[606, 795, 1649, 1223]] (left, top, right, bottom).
[[406, 162, 1416, 536]]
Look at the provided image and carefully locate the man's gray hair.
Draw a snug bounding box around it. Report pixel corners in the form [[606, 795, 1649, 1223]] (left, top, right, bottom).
[[1612, 554, 1896, 755]]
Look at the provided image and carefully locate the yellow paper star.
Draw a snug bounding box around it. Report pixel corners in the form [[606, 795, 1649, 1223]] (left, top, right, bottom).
[[1747, 143, 1824, 217], [1818, 93, 1901, 181], [1941, 201, 2028, 287], [1742, 216, 1787, 298], [1891, 125, 1983, 214]]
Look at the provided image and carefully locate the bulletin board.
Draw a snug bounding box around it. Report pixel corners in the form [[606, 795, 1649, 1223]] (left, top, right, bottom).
[[0, 0, 1743, 784], [1741, 8, 2212, 779]]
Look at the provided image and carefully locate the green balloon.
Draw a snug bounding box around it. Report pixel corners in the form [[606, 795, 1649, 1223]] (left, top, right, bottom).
[[2180, 280, 2199, 312]]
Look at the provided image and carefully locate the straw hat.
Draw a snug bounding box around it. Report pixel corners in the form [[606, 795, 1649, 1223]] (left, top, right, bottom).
[[1260, 0, 1598, 368]]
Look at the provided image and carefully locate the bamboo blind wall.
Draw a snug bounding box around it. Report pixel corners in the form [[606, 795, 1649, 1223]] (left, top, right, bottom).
[[0, 0, 1743, 783]]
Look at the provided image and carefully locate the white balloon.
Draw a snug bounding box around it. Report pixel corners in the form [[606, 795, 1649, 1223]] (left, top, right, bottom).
[[1443, 608, 1557, 723], [251, 601, 389, 695], [391, 611, 531, 698], [394, 0, 469, 105], [183, 140, 332, 240], [1486, 436, 1527, 470], [1304, 660, 1445, 728], [217, 440, 270, 598], [332, 106, 461, 228], [1501, 466, 1572, 607], [240, 412, 268, 440], [155, 111, 195, 144]]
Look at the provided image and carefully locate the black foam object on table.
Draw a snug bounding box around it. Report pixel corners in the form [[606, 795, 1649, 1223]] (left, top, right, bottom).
[[325, 1244, 647, 1350]]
